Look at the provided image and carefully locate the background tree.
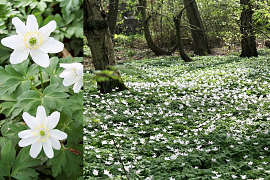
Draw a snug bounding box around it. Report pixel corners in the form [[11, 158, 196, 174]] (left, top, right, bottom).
[[183, 0, 210, 55], [173, 0, 194, 62], [240, 0, 258, 57], [138, 0, 171, 56], [84, 0, 127, 93], [108, 0, 119, 37]]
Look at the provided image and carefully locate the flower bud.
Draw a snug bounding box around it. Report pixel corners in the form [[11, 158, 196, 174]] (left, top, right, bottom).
[[29, 76, 35, 81]]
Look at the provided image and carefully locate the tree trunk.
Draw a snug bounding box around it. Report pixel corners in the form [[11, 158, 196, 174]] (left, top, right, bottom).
[[174, 15, 193, 62], [183, 0, 210, 56], [138, 0, 171, 56], [84, 0, 128, 93], [107, 0, 119, 37], [240, 0, 258, 57], [174, 1, 193, 62]]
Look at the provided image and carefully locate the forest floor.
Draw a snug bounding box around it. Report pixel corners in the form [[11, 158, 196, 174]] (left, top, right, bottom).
[[84, 49, 270, 179], [83, 44, 243, 70]]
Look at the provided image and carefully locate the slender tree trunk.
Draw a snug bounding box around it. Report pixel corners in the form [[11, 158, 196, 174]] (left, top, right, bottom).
[[107, 0, 119, 37], [84, 0, 127, 93], [138, 0, 171, 56], [183, 0, 210, 56], [174, 0, 193, 62], [240, 0, 258, 57]]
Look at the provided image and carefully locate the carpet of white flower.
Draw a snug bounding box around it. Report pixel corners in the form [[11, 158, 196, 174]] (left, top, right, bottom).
[[84, 50, 270, 179]]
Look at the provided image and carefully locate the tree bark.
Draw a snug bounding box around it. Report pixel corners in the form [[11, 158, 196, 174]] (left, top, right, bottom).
[[138, 0, 171, 56], [107, 0, 119, 37], [84, 0, 128, 93], [174, 16, 193, 62], [183, 0, 210, 56], [174, 1, 193, 62], [240, 0, 258, 57]]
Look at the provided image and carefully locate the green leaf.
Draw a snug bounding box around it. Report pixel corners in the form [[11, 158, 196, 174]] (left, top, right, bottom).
[[1, 140, 15, 173], [69, 92, 83, 123], [36, 1, 47, 11], [11, 146, 41, 179], [65, 122, 82, 143], [12, 59, 29, 77], [11, 90, 42, 119], [63, 151, 82, 178], [42, 84, 71, 116], [0, 101, 16, 117], [51, 148, 67, 177], [0, 160, 9, 177], [60, 0, 79, 14]]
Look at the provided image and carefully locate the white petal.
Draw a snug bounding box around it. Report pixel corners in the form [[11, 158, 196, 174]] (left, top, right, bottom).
[[50, 137, 61, 150], [26, 15, 38, 31], [12, 17, 28, 38], [75, 63, 83, 77], [59, 63, 73, 69], [62, 73, 76, 86], [1, 35, 24, 49], [36, 106, 47, 125], [50, 129, 67, 140], [18, 130, 34, 138], [22, 112, 39, 129], [30, 141, 42, 158], [18, 136, 36, 147], [47, 111, 60, 130], [59, 69, 73, 78], [43, 139, 53, 158], [30, 49, 50, 67], [73, 78, 83, 93], [10, 46, 30, 64], [38, 20, 56, 38], [39, 37, 64, 53]]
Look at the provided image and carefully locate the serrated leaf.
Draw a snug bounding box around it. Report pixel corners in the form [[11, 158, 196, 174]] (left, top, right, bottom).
[[51, 149, 67, 177], [42, 84, 71, 116], [11, 146, 41, 179], [12, 59, 29, 76], [63, 151, 82, 178], [65, 122, 82, 143], [1, 140, 15, 172], [11, 90, 42, 119], [0, 101, 16, 117]]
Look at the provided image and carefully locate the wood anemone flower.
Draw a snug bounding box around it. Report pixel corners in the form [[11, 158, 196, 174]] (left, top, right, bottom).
[[18, 106, 67, 159], [1, 14, 64, 67], [59, 63, 83, 93]]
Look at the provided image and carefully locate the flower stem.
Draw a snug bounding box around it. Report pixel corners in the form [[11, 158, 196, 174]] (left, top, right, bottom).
[[38, 66, 44, 91], [30, 81, 43, 97]]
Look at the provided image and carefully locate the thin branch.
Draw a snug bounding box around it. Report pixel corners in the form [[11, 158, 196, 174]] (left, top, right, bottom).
[[249, 22, 270, 39]]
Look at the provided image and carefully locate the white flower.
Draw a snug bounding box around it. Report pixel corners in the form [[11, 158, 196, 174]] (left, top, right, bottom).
[[231, 175, 237, 179], [59, 63, 83, 93], [93, 169, 99, 176], [240, 175, 246, 179], [18, 106, 67, 158], [1, 15, 63, 67]]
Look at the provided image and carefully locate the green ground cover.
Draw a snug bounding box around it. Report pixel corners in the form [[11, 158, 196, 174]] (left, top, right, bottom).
[[84, 50, 270, 180]]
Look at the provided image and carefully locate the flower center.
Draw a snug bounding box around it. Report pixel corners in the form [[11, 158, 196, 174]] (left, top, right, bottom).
[[29, 37, 37, 45], [32, 125, 50, 143], [39, 130, 45, 136], [24, 30, 44, 49]]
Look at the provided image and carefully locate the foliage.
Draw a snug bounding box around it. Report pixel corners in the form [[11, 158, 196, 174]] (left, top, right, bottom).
[[84, 50, 270, 179], [0, 2, 83, 179], [0, 0, 83, 65]]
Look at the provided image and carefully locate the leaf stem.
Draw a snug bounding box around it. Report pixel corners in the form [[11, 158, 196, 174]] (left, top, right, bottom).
[[38, 66, 44, 91], [30, 77, 43, 97]]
